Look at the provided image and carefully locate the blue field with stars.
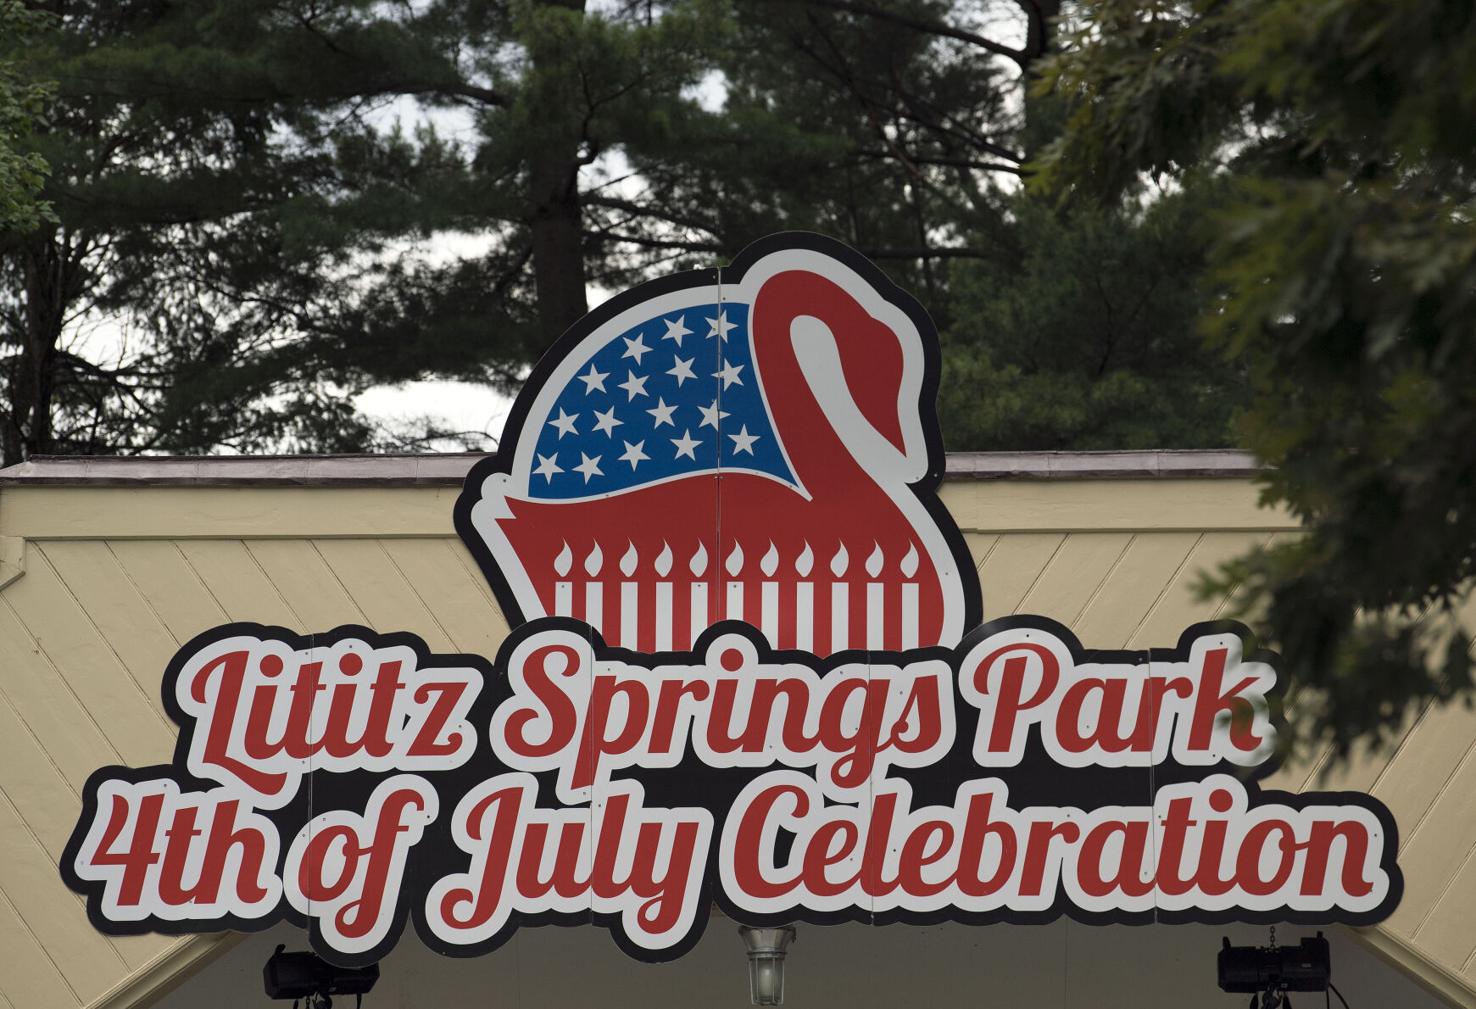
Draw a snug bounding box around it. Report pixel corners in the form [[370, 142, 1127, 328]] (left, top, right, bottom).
[[526, 302, 797, 499]]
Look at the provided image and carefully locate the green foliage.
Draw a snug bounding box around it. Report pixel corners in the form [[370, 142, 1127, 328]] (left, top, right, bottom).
[[938, 182, 1243, 450], [0, 0, 1045, 460], [0, 0, 1243, 465], [0, 0, 491, 459], [1037, 0, 1476, 759], [0, 1, 50, 234]]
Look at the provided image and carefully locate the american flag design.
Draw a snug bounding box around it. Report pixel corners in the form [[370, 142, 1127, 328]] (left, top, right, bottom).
[[525, 301, 797, 498], [457, 235, 979, 656]]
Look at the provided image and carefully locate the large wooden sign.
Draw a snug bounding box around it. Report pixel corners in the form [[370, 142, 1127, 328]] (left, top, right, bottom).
[[62, 234, 1402, 966]]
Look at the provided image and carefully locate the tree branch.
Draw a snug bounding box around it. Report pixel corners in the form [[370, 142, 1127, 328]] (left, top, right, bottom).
[[853, 149, 1024, 175], [788, 0, 1027, 66], [593, 231, 993, 261], [583, 195, 720, 236]]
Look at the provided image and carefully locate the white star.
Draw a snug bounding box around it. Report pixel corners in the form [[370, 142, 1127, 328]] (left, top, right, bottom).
[[621, 333, 651, 365], [574, 453, 603, 484], [671, 429, 701, 461], [728, 425, 760, 456], [661, 315, 692, 346], [706, 310, 736, 341], [698, 399, 730, 430], [617, 370, 649, 401], [548, 408, 578, 439], [619, 439, 650, 470], [713, 360, 745, 389], [592, 405, 623, 437], [667, 354, 696, 386], [577, 363, 609, 394], [646, 397, 677, 428], [533, 453, 563, 482]]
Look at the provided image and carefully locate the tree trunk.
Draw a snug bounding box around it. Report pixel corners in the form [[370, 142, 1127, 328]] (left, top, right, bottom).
[[3, 231, 67, 463], [528, 148, 588, 345], [526, 0, 590, 347], [1022, 0, 1062, 68]]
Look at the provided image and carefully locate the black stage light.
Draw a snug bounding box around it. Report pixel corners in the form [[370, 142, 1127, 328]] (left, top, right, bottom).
[[1218, 933, 1332, 994], [263, 944, 380, 1009]]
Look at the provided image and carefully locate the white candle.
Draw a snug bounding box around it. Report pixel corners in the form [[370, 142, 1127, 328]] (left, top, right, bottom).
[[865, 543, 885, 650], [830, 543, 849, 653], [553, 541, 573, 616], [583, 543, 603, 634], [690, 543, 709, 641], [654, 542, 673, 652], [901, 543, 920, 650], [760, 542, 779, 645], [619, 542, 639, 649], [725, 542, 744, 621], [795, 542, 814, 652]]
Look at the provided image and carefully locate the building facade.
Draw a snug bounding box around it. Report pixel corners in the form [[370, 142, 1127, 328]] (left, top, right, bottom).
[[0, 451, 1471, 1009]]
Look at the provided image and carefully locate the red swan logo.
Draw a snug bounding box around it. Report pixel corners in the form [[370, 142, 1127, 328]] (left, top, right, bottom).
[[455, 233, 981, 655]]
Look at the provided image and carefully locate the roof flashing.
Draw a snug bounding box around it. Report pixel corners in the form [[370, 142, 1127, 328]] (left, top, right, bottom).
[[0, 450, 1259, 487]]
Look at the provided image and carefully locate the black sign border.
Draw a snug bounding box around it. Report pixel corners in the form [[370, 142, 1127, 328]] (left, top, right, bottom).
[[60, 616, 1405, 968]]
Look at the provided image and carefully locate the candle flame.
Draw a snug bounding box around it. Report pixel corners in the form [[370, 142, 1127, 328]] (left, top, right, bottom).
[[865, 542, 884, 578], [620, 541, 638, 577], [830, 542, 849, 577], [760, 541, 779, 577], [900, 542, 919, 578], [796, 541, 814, 577], [654, 542, 673, 577], [689, 542, 708, 576], [725, 541, 744, 577], [553, 541, 572, 577], [584, 542, 603, 577]]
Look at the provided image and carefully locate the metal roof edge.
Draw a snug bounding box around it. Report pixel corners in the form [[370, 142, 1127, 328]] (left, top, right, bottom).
[[0, 449, 1260, 487]]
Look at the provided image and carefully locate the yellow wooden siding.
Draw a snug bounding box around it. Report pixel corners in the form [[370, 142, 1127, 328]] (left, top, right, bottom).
[[0, 478, 1467, 1009]]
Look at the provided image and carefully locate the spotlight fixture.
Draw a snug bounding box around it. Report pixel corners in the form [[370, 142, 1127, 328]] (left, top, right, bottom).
[[739, 925, 797, 1006], [1218, 932, 1332, 1009], [263, 944, 380, 1009]]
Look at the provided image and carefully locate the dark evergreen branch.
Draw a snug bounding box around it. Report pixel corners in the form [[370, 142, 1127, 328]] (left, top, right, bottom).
[[784, 0, 1026, 66], [1017, 0, 1052, 64], [855, 150, 1024, 174], [583, 195, 720, 236], [593, 231, 991, 261]]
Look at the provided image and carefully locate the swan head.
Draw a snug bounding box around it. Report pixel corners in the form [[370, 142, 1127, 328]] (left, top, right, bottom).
[[787, 310, 929, 484], [741, 248, 936, 486]]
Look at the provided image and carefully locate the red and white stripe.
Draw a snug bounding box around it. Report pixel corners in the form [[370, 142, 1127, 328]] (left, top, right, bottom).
[[549, 538, 923, 654]]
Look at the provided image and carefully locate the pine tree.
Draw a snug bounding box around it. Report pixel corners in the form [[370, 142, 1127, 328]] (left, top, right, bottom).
[[1037, 0, 1476, 758], [3, 0, 1056, 460], [0, 1, 49, 234], [938, 181, 1244, 451], [2, 0, 1243, 464]]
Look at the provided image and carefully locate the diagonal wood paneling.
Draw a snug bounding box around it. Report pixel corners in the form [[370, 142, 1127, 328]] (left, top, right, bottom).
[[243, 540, 366, 630], [1071, 533, 1201, 649], [1017, 533, 1133, 627], [380, 539, 511, 657], [0, 597, 122, 790], [175, 540, 300, 627], [3, 551, 173, 765], [313, 539, 456, 651], [0, 885, 73, 1009], [3, 476, 1475, 1008], [40, 543, 179, 722], [1127, 532, 1271, 647], [977, 533, 1063, 618]]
